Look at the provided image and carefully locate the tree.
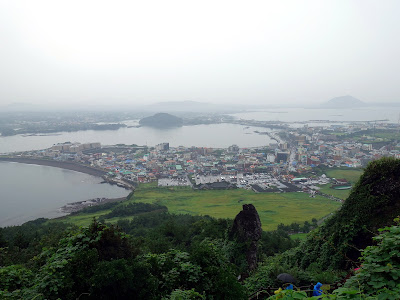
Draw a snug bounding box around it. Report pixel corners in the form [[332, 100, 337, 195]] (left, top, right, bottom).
[[340, 219, 400, 297]]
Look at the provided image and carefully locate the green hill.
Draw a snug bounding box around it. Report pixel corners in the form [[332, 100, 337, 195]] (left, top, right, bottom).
[[139, 113, 183, 128], [290, 157, 400, 270]]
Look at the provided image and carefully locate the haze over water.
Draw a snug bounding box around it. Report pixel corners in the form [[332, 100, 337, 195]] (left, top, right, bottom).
[[0, 162, 128, 227], [1, 107, 399, 154], [231, 107, 400, 123], [0, 123, 275, 154]]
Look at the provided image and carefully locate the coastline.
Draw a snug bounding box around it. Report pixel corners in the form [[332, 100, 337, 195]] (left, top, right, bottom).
[[0, 157, 106, 177], [0, 157, 133, 226]]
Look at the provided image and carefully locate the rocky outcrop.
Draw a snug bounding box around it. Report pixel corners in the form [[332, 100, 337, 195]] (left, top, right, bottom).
[[230, 204, 262, 272]]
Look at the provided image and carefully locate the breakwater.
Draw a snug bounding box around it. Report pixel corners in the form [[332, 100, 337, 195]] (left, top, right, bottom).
[[61, 196, 126, 213], [0, 157, 106, 177]]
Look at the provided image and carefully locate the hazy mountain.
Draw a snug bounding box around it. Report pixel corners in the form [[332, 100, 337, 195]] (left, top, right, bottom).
[[322, 95, 366, 108], [139, 113, 183, 128]]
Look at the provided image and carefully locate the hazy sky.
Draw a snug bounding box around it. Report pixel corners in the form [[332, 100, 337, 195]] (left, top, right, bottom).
[[0, 0, 399, 107]]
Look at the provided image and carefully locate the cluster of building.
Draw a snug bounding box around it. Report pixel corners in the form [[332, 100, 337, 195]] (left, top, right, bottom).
[[15, 122, 400, 195], [282, 123, 400, 171], [51, 142, 101, 153]]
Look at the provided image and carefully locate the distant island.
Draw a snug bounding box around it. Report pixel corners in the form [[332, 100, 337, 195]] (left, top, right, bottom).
[[322, 95, 366, 108], [139, 113, 183, 128]]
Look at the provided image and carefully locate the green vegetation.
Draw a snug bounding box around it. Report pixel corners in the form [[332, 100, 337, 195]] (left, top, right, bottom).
[[124, 184, 341, 231], [60, 209, 113, 227], [324, 168, 363, 184], [285, 157, 400, 270], [55, 183, 341, 231], [340, 218, 400, 297], [336, 128, 400, 144], [0, 213, 296, 299], [2, 157, 400, 298], [289, 233, 308, 240], [318, 184, 351, 200]]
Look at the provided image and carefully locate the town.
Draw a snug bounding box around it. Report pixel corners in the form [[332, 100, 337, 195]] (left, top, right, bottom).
[[4, 120, 399, 203]]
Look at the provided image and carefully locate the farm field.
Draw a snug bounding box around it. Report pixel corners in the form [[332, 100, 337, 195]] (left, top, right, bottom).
[[55, 183, 342, 231], [124, 183, 342, 231]]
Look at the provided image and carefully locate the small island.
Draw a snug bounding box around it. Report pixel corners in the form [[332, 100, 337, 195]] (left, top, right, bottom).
[[139, 112, 183, 128], [322, 95, 366, 108]]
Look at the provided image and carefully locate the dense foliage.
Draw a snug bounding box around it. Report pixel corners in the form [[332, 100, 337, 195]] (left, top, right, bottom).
[[341, 218, 400, 297], [0, 219, 246, 299], [286, 157, 400, 270], [2, 157, 400, 298], [0, 218, 72, 267]]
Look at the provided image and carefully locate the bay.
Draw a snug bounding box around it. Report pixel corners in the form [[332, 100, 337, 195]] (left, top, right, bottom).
[[0, 162, 128, 227], [0, 123, 275, 154], [1, 106, 399, 154]]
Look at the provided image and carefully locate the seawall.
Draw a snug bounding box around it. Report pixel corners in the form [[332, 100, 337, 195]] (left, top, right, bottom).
[[0, 157, 106, 177]]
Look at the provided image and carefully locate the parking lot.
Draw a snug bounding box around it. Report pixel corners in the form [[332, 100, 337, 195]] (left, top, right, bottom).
[[194, 173, 279, 188], [158, 176, 192, 187]]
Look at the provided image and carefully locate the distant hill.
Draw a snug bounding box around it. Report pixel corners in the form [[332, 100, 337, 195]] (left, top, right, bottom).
[[139, 113, 183, 128], [322, 95, 366, 108]]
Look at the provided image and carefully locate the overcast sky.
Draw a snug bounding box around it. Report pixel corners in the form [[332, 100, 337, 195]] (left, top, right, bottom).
[[0, 0, 399, 107]]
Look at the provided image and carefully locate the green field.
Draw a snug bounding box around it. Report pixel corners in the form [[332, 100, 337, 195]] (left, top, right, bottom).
[[324, 168, 363, 184], [56, 183, 342, 231], [318, 184, 351, 200], [59, 209, 113, 227], [127, 184, 341, 231], [290, 233, 308, 240], [314, 168, 363, 200]]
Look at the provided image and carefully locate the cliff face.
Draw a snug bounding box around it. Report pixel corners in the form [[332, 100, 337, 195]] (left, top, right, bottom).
[[291, 157, 400, 270], [230, 204, 262, 272]]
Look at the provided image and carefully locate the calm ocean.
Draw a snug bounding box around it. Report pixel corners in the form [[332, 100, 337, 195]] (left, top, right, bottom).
[[0, 162, 128, 227]]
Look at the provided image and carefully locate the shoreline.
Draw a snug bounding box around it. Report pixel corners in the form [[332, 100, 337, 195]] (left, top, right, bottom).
[[0, 157, 136, 190], [0, 157, 106, 177], [0, 157, 133, 226]]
